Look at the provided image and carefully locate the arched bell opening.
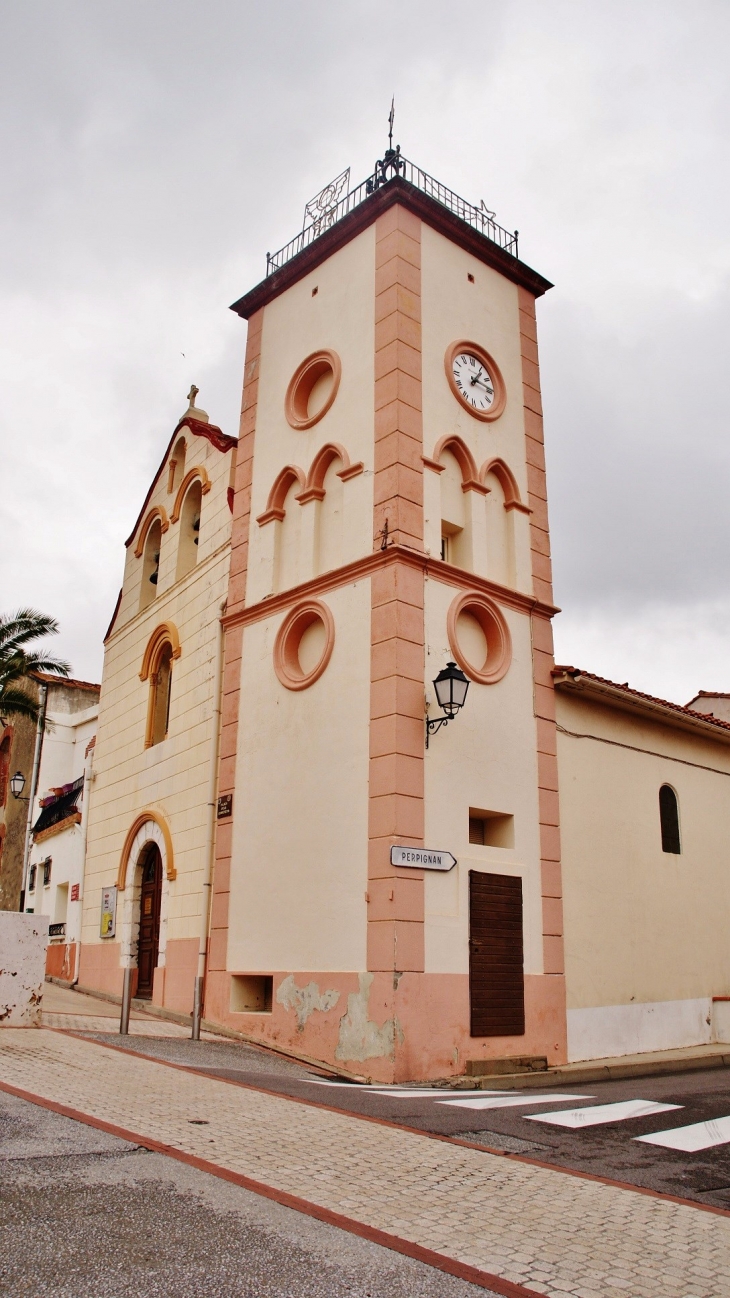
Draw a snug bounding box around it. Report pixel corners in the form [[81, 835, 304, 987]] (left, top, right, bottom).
[[140, 518, 162, 610], [176, 479, 203, 580]]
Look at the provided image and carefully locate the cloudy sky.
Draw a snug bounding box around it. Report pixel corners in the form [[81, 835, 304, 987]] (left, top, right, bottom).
[[2, 1, 728, 702]]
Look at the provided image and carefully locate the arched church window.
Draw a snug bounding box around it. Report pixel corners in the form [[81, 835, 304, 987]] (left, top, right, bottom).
[[148, 642, 174, 747], [659, 784, 681, 854], [176, 480, 203, 581], [140, 519, 162, 611]]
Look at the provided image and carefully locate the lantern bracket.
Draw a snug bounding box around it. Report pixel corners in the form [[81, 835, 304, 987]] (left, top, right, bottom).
[[425, 712, 451, 748]]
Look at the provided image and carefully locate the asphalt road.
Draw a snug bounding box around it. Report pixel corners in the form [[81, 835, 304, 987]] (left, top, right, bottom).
[[89, 1033, 730, 1212], [0, 1087, 494, 1298]]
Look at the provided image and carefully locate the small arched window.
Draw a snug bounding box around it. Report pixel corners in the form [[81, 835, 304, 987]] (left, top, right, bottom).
[[168, 437, 187, 494], [176, 480, 202, 581], [140, 518, 162, 611], [148, 642, 173, 747], [659, 784, 681, 854]]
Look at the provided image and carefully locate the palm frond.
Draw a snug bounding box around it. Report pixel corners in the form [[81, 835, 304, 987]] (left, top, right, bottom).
[[23, 651, 71, 677], [0, 685, 41, 724], [0, 609, 60, 659], [0, 610, 70, 693]]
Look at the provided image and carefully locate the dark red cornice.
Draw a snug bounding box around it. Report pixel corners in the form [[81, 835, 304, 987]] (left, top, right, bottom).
[[124, 416, 237, 551], [174, 416, 237, 455], [230, 177, 553, 321]]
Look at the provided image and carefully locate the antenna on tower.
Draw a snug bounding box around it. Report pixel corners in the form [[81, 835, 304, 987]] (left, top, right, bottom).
[[388, 96, 395, 150]]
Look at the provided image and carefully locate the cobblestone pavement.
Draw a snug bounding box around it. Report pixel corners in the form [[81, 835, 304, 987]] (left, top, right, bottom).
[[1, 1030, 729, 1298], [0, 1088, 490, 1298]]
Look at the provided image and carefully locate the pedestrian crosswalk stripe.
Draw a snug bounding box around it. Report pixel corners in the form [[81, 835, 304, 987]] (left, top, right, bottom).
[[635, 1114, 730, 1152], [438, 1093, 594, 1111], [525, 1098, 682, 1128]]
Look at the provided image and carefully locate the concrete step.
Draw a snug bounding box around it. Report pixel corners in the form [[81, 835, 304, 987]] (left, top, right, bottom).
[[449, 1044, 730, 1090]]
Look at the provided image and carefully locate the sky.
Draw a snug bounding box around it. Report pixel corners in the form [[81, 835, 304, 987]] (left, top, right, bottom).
[[1, 1, 729, 703]]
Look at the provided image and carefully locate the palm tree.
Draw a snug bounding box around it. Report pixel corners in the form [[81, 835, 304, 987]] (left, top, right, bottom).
[[0, 609, 71, 725]]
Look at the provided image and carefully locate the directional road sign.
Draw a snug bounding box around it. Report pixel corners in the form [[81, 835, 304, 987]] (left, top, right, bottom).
[[390, 846, 457, 871]]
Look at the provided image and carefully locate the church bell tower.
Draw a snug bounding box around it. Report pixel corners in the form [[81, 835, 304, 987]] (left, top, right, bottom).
[[204, 137, 566, 1081]]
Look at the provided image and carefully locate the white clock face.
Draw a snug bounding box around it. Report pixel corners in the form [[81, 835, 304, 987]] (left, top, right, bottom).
[[452, 352, 495, 412]]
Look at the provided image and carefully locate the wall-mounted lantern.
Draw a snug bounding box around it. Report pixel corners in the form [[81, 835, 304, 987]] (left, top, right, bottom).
[[10, 770, 27, 800], [426, 661, 470, 747]]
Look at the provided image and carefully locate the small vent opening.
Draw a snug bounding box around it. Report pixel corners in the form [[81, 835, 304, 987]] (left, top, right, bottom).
[[230, 974, 273, 1014], [469, 809, 515, 849]]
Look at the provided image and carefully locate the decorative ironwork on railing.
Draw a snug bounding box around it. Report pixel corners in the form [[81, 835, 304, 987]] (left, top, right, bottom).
[[266, 149, 519, 277]]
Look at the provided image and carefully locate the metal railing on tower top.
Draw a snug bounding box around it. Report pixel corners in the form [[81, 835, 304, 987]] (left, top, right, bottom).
[[265, 149, 519, 277]]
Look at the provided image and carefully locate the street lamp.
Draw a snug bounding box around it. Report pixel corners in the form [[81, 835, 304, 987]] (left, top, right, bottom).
[[10, 771, 27, 800], [426, 661, 470, 747]]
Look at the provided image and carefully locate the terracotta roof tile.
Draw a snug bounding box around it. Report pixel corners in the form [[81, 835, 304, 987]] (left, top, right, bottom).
[[33, 672, 101, 693], [553, 666, 730, 734]]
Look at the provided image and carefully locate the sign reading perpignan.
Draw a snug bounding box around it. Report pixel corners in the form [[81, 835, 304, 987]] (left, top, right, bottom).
[[390, 846, 457, 871]]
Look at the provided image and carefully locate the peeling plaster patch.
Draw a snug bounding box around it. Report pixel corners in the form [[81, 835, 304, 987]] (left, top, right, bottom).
[[276, 975, 340, 1032], [335, 972, 399, 1063]]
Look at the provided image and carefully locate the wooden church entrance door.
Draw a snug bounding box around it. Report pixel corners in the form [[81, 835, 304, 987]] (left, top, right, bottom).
[[136, 845, 162, 999], [469, 870, 525, 1038]]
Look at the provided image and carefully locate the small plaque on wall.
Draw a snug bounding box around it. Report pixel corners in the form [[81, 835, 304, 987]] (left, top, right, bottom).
[[217, 794, 233, 820], [100, 886, 117, 938], [70, 883, 80, 902]]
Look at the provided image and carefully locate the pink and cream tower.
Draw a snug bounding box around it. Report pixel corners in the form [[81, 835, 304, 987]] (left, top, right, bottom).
[[206, 146, 565, 1080]]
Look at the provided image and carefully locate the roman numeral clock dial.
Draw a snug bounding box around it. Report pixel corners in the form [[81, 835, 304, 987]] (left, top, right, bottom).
[[445, 340, 506, 422], [453, 352, 494, 411]]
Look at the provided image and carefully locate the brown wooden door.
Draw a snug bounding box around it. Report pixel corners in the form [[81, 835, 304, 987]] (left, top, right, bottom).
[[469, 870, 525, 1037], [136, 846, 162, 999]]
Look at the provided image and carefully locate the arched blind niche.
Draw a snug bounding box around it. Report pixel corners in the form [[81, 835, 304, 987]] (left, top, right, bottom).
[[439, 449, 468, 568], [168, 437, 187, 494], [483, 467, 515, 588], [659, 784, 681, 854]]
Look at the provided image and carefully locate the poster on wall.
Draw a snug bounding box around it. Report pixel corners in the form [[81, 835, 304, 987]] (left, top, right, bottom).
[[100, 886, 117, 937]]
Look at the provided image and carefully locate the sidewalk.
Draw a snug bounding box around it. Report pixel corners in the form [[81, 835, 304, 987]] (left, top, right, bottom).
[[41, 981, 227, 1040], [0, 1028, 728, 1298]]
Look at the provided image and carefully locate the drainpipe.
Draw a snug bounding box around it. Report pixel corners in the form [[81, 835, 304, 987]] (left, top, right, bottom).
[[192, 601, 226, 1040], [72, 737, 96, 986], [20, 682, 48, 911]]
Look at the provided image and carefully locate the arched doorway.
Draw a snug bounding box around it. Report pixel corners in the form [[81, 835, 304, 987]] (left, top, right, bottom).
[[136, 844, 162, 999]]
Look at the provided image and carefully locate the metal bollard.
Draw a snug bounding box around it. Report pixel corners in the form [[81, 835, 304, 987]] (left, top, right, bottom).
[[120, 967, 132, 1035], [191, 975, 203, 1041]]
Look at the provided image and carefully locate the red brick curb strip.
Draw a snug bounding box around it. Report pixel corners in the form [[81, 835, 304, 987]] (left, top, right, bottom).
[[0, 1077, 539, 1298]]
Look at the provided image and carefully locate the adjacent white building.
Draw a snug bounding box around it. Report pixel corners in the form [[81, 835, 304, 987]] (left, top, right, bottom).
[[24, 674, 100, 983]]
